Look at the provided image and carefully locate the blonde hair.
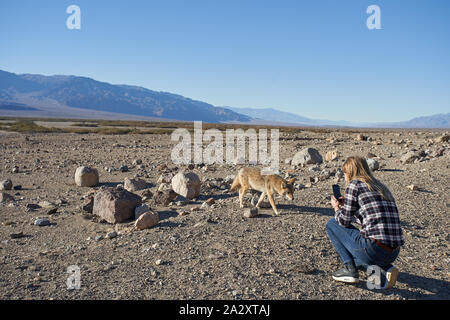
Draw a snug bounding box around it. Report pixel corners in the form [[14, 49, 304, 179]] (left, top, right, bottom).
[[342, 156, 395, 202]]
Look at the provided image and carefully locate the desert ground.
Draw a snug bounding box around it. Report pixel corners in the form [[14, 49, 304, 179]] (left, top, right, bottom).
[[0, 121, 449, 300]]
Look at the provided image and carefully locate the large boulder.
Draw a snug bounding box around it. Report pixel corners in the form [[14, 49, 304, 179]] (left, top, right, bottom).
[[292, 148, 323, 166], [171, 171, 201, 199], [75, 166, 99, 187], [0, 179, 13, 191], [92, 187, 142, 223]]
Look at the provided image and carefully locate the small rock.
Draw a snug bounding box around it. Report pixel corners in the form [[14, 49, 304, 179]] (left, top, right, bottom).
[[292, 148, 323, 166], [46, 207, 58, 215], [12, 166, 19, 173], [0, 179, 13, 191], [106, 231, 117, 239], [10, 232, 26, 239], [157, 164, 168, 171], [335, 168, 344, 179], [124, 177, 148, 192], [201, 202, 211, 210], [38, 201, 55, 209], [406, 184, 419, 191], [436, 134, 449, 143], [34, 218, 50, 226], [224, 175, 236, 184], [157, 173, 174, 184], [244, 207, 259, 218], [366, 158, 380, 171], [325, 150, 339, 162], [154, 190, 177, 206], [0, 192, 15, 203], [26, 203, 41, 211], [171, 171, 201, 199], [134, 211, 159, 230], [356, 134, 367, 141], [401, 152, 419, 164]]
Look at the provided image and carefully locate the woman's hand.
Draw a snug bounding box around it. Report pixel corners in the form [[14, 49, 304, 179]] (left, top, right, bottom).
[[331, 196, 344, 212]]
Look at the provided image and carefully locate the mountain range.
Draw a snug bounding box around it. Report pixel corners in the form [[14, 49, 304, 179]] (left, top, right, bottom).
[[227, 107, 450, 129], [0, 69, 448, 128]]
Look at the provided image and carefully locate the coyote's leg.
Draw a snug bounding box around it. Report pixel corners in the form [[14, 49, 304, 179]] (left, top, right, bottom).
[[256, 191, 266, 208], [267, 190, 279, 215], [239, 185, 249, 208]]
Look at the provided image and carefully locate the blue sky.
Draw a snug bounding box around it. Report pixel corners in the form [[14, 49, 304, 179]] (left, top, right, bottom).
[[1, 0, 449, 122]]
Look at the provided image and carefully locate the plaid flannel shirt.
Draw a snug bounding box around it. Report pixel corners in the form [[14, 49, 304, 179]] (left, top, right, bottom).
[[335, 180, 404, 248]]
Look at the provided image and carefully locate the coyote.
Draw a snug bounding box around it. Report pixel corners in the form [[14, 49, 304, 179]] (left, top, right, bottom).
[[230, 167, 295, 215]]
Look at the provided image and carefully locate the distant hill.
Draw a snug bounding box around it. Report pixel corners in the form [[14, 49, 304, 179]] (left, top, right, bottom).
[[226, 107, 315, 125], [0, 70, 251, 123], [229, 107, 450, 128], [226, 106, 361, 127], [376, 113, 450, 128]]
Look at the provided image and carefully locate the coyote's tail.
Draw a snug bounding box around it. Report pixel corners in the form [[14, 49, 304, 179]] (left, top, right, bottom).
[[229, 176, 240, 192]]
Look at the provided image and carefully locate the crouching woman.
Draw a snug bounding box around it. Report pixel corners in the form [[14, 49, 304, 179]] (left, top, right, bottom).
[[326, 156, 404, 289]]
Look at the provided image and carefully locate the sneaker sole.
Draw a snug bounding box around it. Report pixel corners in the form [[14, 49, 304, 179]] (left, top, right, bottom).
[[383, 267, 398, 289], [332, 275, 359, 284]]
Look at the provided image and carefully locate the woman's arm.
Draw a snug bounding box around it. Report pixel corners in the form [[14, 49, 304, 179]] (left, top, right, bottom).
[[333, 181, 360, 227]]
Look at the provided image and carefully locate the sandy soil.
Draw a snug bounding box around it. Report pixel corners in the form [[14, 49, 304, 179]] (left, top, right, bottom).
[[0, 129, 449, 300]]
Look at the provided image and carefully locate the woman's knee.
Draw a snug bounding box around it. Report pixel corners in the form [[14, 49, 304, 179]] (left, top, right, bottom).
[[326, 217, 338, 232]]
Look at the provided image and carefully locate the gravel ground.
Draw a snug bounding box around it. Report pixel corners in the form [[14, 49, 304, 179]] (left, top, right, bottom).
[[0, 129, 449, 300]]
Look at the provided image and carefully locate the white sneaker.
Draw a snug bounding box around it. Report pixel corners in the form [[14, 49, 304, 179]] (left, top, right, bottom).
[[381, 266, 399, 289]]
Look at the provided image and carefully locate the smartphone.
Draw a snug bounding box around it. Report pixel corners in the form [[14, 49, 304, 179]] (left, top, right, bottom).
[[332, 184, 342, 199]]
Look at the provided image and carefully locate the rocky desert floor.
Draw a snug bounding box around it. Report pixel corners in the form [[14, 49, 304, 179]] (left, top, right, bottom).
[[0, 127, 449, 300]]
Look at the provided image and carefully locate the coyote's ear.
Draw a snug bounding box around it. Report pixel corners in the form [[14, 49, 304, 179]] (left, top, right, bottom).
[[288, 178, 295, 184]]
